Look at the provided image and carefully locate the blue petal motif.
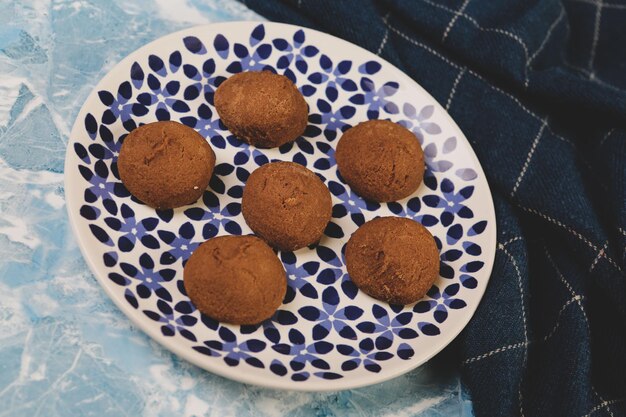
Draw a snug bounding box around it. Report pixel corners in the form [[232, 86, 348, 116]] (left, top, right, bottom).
[[456, 168, 478, 181], [418, 322, 441, 336], [214, 34, 229, 59], [130, 62, 144, 88], [359, 61, 381, 74], [250, 24, 265, 45], [148, 55, 166, 75], [316, 246, 341, 266], [397, 343, 415, 360], [299, 306, 321, 321], [463, 241, 482, 256], [462, 261, 484, 273], [183, 36, 207, 54]]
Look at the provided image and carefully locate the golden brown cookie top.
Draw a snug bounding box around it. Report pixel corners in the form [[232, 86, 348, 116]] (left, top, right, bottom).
[[183, 235, 286, 325], [117, 121, 215, 209], [215, 71, 308, 148], [242, 161, 332, 251], [336, 120, 424, 202], [345, 216, 439, 305]]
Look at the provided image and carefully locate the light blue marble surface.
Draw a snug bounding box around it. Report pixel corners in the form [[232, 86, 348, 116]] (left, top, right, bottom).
[[0, 1, 473, 415]]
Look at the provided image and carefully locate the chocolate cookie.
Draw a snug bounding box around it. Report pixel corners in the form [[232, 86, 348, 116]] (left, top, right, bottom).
[[117, 121, 215, 209], [183, 235, 287, 325], [335, 120, 425, 202], [214, 71, 308, 148], [242, 161, 332, 251], [345, 217, 439, 305]]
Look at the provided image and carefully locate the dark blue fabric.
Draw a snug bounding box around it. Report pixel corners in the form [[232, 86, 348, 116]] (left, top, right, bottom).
[[239, 0, 626, 415]]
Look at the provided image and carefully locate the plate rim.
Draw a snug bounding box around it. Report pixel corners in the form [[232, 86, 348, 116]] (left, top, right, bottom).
[[64, 20, 497, 391]]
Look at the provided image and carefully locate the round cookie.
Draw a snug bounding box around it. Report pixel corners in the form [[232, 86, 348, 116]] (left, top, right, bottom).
[[183, 235, 287, 325], [335, 120, 425, 202], [345, 217, 439, 305], [242, 161, 332, 251], [117, 121, 215, 209], [214, 71, 308, 148]]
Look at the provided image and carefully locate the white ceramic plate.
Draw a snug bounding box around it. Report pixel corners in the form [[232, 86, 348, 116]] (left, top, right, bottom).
[[65, 21, 496, 391]]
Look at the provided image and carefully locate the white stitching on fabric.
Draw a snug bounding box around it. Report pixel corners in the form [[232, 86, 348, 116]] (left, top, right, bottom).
[[502, 236, 523, 247], [386, 22, 462, 69], [463, 294, 587, 366], [442, 0, 471, 42], [599, 129, 615, 147], [563, 61, 622, 92], [400, 0, 622, 103], [476, 245, 616, 415], [384, 18, 581, 153], [386, 21, 531, 115], [544, 246, 588, 323], [470, 79, 573, 147], [589, 240, 609, 272], [445, 67, 467, 110], [592, 387, 616, 417], [498, 244, 528, 417], [377, 12, 391, 55], [601, 1, 626, 9], [469, 69, 539, 120], [462, 341, 528, 364], [376, 30, 389, 55], [545, 249, 577, 296], [511, 119, 548, 197], [520, 206, 623, 272], [499, 244, 529, 342], [564, 61, 591, 75], [582, 398, 626, 417], [522, 207, 593, 249], [418, 0, 531, 86], [462, 295, 585, 364], [589, 0, 603, 72], [419, 0, 525, 48], [569, 0, 626, 9], [527, 6, 566, 66], [542, 295, 584, 341], [463, 244, 531, 367]]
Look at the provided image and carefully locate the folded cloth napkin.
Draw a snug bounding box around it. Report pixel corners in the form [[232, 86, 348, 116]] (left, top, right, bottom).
[[239, 0, 626, 415]]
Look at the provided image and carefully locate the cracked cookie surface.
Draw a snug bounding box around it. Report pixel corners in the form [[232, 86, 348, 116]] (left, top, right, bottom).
[[117, 121, 215, 209], [336, 120, 424, 202], [215, 71, 308, 148], [345, 217, 439, 305], [242, 161, 332, 251], [183, 235, 286, 325]]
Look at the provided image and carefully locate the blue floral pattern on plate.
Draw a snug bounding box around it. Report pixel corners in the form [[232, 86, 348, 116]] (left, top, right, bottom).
[[65, 22, 496, 391]]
